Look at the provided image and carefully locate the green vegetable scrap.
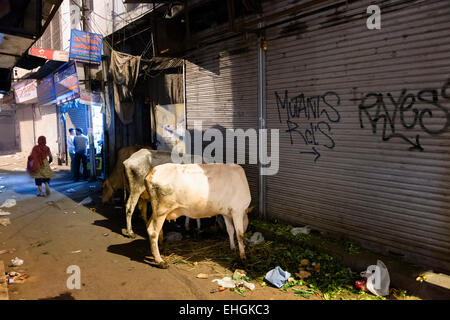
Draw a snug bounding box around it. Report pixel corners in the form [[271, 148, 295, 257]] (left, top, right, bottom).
[[233, 288, 246, 297], [31, 240, 52, 247], [293, 289, 315, 299]]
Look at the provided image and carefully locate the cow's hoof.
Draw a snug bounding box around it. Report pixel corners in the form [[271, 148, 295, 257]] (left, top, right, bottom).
[[121, 229, 136, 239], [156, 261, 169, 269]]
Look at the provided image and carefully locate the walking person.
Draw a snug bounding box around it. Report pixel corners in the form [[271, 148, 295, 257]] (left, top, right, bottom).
[[73, 128, 89, 181], [27, 136, 55, 197], [68, 128, 76, 178]]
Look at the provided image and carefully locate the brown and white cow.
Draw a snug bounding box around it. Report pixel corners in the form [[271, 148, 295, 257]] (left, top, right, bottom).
[[102, 146, 152, 204], [122, 149, 173, 238], [145, 163, 252, 268]]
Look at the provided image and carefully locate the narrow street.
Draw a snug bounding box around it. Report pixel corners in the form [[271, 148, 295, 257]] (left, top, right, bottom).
[[1, 0, 449, 306], [0, 155, 298, 300]]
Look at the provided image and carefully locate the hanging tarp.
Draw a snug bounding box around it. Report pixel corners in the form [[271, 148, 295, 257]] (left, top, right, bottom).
[[109, 50, 141, 125], [69, 29, 103, 64], [54, 61, 80, 105]]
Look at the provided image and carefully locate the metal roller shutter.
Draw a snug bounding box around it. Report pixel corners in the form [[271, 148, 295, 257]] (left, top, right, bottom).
[[185, 35, 259, 207], [264, 0, 450, 271], [0, 110, 18, 154]]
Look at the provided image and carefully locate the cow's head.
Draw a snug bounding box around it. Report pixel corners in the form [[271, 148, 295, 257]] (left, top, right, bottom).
[[102, 179, 114, 203]]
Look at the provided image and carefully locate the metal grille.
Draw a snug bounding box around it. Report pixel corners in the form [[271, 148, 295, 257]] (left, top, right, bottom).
[[185, 34, 259, 206], [264, 0, 450, 271]]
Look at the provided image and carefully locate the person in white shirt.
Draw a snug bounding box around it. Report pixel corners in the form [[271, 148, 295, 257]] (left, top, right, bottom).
[[73, 128, 89, 181], [68, 128, 76, 178]]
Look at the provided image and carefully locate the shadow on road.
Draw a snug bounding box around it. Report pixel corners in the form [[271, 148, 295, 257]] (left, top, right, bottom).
[[38, 292, 76, 300]]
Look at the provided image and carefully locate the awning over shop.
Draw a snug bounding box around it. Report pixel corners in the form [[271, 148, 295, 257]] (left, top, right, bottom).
[[0, 0, 64, 92]]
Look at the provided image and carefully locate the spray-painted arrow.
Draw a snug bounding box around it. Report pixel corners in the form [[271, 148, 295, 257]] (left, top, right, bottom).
[[300, 147, 321, 162]]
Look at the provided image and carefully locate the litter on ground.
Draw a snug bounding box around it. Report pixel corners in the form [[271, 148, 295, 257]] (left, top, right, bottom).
[[0, 209, 11, 216], [0, 218, 11, 226], [0, 248, 16, 255], [0, 199, 16, 208], [265, 266, 291, 288], [10, 257, 24, 266], [6, 271, 29, 284], [211, 277, 255, 291], [78, 197, 93, 206], [248, 232, 264, 245], [359, 260, 390, 296], [291, 226, 311, 236]]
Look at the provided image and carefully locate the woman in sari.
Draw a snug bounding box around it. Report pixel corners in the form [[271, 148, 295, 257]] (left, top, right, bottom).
[[27, 136, 55, 197]]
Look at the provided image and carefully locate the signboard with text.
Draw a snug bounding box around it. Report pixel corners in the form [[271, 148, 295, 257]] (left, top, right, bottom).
[[69, 29, 103, 64], [37, 73, 56, 106], [13, 79, 37, 104], [29, 47, 69, 62], [80, 90, 102, 106], [54, 61, 80, 105]]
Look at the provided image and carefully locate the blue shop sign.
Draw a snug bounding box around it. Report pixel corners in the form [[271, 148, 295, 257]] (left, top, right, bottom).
[[37, 73, 56, 106], [69, 29, 103, 64], [54, 61, 80, 105]]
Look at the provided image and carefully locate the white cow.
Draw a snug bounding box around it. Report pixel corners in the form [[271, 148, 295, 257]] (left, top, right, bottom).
[[122, 149, 173, 238], [145, 163, 253, 268]]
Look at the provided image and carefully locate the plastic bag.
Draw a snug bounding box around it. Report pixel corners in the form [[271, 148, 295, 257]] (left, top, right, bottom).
[[248, 232, 264, 245], [361, 260, 390, 296], [291, 226, 311, 236], [265, 266, 291, 288], [212, 277, 236, 288]]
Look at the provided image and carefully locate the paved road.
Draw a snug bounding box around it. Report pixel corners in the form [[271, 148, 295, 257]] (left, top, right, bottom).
[[0, 158, 295, 300]]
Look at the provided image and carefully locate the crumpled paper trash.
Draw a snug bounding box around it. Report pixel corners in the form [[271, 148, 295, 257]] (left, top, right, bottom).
[[0, 209, 11, 215], [1, 199, 16, 208], [11, 257, 24, 266], [265, 266, 291, 288], [212, 277, 255, 290], [291, 226, 311, 236], [248, 232, 264, 245]]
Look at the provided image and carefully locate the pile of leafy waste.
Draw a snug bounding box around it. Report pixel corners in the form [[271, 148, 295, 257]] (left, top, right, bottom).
[[163, 218, 392, 300], [229, 219, 384, 299]]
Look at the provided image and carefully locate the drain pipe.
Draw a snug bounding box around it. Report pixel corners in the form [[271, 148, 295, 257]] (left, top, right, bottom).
[[257, 24, 267, 219]]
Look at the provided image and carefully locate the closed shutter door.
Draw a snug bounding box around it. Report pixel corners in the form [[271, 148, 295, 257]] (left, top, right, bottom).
[[68, 103, 89, 134], [186, 35, 259, 206], [0, 111, 17, 153], [264, 0, 450, 271]]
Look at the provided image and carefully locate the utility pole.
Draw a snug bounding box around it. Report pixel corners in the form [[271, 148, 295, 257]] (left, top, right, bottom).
[[81, 0, 96, 181]]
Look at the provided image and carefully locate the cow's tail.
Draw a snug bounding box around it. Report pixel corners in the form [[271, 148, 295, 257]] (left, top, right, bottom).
[[122, 167, 127, 204], [246, 205, 255, 214]]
